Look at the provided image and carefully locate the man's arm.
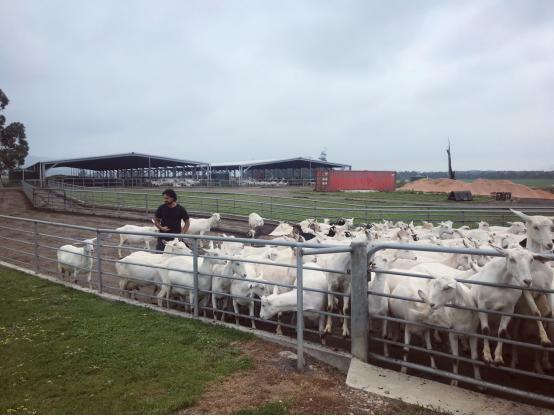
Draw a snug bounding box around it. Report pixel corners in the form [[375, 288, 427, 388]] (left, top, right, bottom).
[[182, 218, 190, 234], [153, 217, 169, 232]]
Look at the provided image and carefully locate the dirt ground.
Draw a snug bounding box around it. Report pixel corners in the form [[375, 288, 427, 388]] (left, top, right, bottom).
[[400, 178, 554, 200], [182, 339, 433, 415]]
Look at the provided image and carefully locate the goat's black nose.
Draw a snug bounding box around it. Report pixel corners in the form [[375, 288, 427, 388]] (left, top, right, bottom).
[[523, 279, 531, 287], [547, 242, 553, 250]]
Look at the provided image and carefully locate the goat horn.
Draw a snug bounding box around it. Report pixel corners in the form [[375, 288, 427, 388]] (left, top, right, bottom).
[[510, 209, 532, 222]]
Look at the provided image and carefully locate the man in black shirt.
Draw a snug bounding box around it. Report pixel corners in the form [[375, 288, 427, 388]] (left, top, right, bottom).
[[153, 189, 190, 252]]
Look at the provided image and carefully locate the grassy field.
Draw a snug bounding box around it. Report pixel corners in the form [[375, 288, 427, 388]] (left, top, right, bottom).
[[0, 267, 252, 414], [63, 187, 504, 225], [460, 178, 554, 189]]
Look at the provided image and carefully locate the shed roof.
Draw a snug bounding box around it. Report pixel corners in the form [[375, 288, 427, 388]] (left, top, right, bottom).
[[28, 152, 208, 171], [210, 157, 350, 171]]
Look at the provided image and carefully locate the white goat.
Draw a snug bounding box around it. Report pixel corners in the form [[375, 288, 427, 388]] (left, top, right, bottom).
[[417, 273, 482, 386], [389, 274, 455, 373], [368, 257, 392, 356], [269, 222, 294, 237], [231, 264, 266, 329], [116, 221, 158, 257], [319, 251, 352, 337], [247, 212, 264, 238], [259, 262, 328, 343], [115, 239, 190, 297], [157, 251, 226, 314], [508, 210, 554, 372], [186, 213, 221, 235], [57, 238, 96, 288], [470, 246, 546, 365], [507, 221, 527, 235]]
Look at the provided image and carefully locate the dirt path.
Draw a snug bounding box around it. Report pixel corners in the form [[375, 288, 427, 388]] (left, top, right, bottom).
[[182, 339, 433, 415]]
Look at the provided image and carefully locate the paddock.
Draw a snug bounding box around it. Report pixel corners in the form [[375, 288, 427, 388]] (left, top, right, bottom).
[[1, 186, 554, 410]]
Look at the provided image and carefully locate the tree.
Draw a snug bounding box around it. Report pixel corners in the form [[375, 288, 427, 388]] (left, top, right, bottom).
[[318, 147, 327, 161], [0, 89, 29, 184], [446, 139, 455, 180]]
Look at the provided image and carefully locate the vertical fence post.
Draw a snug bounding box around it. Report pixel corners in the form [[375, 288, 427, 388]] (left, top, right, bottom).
[[192, 239, 199, 317], [33, 221, 39, 274], [145, 194, 148, 215], [350, 241, 369, 362], [96, 231, 103, 293], [296, 246, 305, 371], [91, 191, 96, 215]]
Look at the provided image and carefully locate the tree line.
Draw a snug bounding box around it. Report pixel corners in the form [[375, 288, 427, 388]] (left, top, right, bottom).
[[397, 171, 554, 181]]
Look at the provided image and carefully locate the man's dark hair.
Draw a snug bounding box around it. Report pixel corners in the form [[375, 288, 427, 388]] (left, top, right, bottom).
[[162, 189, 177, 201]]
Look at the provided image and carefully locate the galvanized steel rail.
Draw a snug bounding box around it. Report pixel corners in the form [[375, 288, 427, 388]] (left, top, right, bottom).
[[21, 180, 554, 226], [1, 213, 554, 407]]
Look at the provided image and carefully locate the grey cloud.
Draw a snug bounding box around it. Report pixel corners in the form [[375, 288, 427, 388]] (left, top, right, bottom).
[[1, 0, 553, 170]]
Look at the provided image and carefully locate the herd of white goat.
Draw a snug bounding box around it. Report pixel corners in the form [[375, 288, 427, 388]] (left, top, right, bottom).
[[145, 178, 201, 187], [56, 209, 554, 382]]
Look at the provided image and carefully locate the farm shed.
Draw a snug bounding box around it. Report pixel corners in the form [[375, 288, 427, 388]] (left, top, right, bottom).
[[209, 157, 351, 185], [315, 170, 396, 192], [26, 152, 209, 187]]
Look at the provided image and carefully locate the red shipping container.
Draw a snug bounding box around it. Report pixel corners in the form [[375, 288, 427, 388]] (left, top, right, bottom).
[[315, 170, 396, 192]]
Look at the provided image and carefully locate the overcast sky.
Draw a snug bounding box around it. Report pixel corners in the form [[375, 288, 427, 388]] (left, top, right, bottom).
[[1, 0, 553, 171]]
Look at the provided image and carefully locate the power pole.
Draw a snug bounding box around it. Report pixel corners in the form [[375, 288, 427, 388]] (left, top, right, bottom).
[[447, 139, 455, 180]]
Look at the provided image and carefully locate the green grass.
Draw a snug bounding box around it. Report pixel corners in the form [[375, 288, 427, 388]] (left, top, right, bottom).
[[291, 190, 491, 204], [235, 400, 291, 415], [0, 267, 252, 414], [460, 178, 554, 189], [62, 187, 498, 226]]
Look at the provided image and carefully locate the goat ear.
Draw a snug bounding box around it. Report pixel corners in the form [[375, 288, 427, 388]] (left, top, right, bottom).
[[533, 254, 551, 263], [510, 209, 531, 222], [507, 222, 513, 225], [417, 289, 428, 303]]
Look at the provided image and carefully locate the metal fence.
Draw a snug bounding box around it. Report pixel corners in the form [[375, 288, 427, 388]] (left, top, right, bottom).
[[0, 213, 353, 372], [21, 180, 554, 227], [0, 213, 553, 407], [363, 243, 554, 406], [36, 177, 317, 188]]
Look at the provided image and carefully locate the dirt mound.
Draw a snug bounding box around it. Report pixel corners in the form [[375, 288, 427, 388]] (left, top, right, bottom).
[[399, 178, 554, 200]]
